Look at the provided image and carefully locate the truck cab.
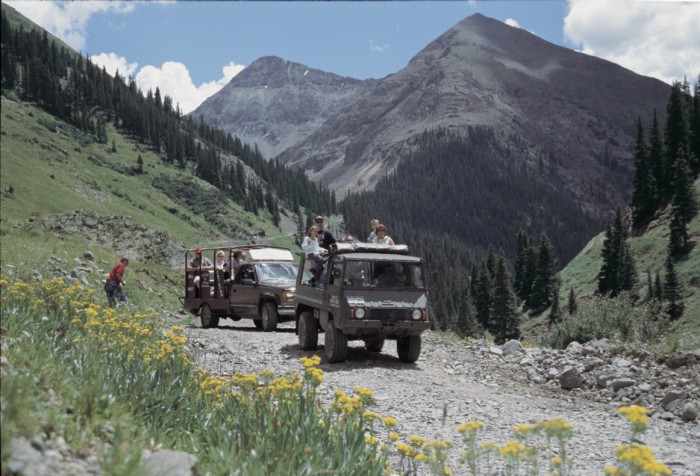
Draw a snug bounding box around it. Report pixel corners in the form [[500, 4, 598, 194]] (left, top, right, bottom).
[[294, 242, 430, 363]]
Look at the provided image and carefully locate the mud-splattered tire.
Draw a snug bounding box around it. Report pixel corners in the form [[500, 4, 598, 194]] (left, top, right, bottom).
[[397, 335, 421, 363], [298, 311, 318, 351], [200, 304, 219, 329], [325, 321, 348, 363], [261, 302, 278, 332]]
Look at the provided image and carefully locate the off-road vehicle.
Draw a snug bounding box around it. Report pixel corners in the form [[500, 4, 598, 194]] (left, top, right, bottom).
[[294, 242, 430, 363], [182, 245, 307, 331]]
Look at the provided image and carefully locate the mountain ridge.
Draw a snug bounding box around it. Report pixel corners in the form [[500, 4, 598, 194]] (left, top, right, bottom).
[[193, 13, 670, 226]]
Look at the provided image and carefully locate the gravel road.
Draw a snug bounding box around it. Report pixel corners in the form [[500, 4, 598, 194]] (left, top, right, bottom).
[[185, 319, 700, 476]]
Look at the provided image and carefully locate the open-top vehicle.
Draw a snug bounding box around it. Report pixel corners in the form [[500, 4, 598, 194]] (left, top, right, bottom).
[[182, 245, 307, 331], [294, 242, 431, 363]]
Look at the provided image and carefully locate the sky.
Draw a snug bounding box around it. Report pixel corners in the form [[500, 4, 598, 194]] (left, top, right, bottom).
[[4, 0, 700, 115]]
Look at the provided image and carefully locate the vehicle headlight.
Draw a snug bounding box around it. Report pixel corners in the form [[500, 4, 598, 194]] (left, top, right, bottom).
[[411, 309, 422, 321], [283, 291, 295, 303], [355, 307, 366, 319]]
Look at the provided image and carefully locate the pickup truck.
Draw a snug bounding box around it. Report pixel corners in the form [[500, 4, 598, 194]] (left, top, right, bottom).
[[294, 242, 430, 363], [182, 245, 307, 331]]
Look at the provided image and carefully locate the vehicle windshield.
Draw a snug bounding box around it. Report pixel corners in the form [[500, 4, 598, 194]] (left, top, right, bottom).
[[342, 261, 425, 288], [256, 262, 300, 284]]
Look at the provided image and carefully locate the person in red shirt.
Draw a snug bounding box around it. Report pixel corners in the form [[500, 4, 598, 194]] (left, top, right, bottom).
[[105, 257, 129, 306]]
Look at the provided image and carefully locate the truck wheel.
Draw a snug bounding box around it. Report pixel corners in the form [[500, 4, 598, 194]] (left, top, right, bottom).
[[324, 321, 348, 363], [364, 337, 385, 353], [298, 311, 318, 351], [397, 335, 421, 363], [200, 304, 219, 329], [261, 302, 278, 332]]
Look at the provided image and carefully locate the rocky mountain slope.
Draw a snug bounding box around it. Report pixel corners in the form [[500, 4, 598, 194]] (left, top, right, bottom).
[[192, 14, 670, 221], [190, 56, 371, 161]]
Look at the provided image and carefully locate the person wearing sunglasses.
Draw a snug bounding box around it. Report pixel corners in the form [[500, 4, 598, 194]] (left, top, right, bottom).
[[314, 215, 337, 251]]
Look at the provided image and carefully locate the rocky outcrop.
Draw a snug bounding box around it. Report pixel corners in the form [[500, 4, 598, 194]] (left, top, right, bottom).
[[514, 339, 700, 423]]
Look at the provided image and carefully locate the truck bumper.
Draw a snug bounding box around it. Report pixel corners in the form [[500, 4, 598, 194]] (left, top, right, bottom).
[[337, 319, 430, 337], [278, 305, 296, 317]]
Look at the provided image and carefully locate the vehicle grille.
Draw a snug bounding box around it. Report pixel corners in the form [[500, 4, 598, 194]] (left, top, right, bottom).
[[367, 309, 410, 322]]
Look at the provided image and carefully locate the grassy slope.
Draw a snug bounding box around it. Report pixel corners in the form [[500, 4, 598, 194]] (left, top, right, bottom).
[[0, 96, 300, 311], [554, 178, 700, 351]]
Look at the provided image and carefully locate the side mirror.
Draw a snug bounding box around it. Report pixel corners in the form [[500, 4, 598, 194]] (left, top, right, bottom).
[[332, 268, 342, 279]]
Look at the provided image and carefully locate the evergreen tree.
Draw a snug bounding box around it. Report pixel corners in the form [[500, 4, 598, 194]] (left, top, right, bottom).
[[473, 263, 493, 331], [135, 154, 144, 174], [690, 77, 700, 174], [513, 229, 529, 302], [597, 210, 636, 296], [668, 149, 697, 259], [664, 82, 690, 198], [630, 118, 656, 225], [567, 286, 577, 315], [662, 255, 684, 319], [529, 233, 556, 312], [548, 282, 562, 327], [654, 271, 663, 301], [453, 281, 480, 338], [489, 250, 520, 342], [647, 111, 665, 204]]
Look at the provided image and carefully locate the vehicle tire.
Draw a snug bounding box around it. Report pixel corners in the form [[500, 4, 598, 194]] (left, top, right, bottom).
[[397, 335, 421, 363], [364, 337, 385, 353], [261, 302, 279, 332], [253, 319, 263, 330], [200, 304, 219, 329], [324, 321, 348, 363], [298, 311, 318, 351]]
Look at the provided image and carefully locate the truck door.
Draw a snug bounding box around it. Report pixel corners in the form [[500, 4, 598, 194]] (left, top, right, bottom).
[[228, 264, 259, 316]]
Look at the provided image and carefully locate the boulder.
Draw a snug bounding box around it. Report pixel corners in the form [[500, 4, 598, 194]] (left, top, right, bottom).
[[559, 367, 584, 389]]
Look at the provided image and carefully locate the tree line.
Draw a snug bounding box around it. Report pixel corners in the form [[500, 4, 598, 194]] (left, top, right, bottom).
[[0, 11, 336, 220], [598, 78, 699, 320]]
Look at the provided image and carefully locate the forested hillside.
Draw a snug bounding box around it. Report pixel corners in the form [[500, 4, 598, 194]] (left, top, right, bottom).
[[0, 7, 335, 221], [341, 126, 601, 325]]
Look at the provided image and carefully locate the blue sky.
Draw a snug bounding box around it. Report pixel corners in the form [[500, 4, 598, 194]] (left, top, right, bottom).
[[5, 1, 700, 114]]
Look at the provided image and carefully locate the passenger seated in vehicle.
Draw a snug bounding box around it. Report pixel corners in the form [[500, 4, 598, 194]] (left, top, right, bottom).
[[188, 248, 213, 296], [302, 226, 327, 285]]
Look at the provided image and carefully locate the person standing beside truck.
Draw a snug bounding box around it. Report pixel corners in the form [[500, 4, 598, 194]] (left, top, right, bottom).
[[105, 257, 129, 307]]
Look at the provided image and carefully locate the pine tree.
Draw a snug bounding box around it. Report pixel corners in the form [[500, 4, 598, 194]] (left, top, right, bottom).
[[548, 282, 562, 327], [664, 82, 690, 198], [567, 286, 577, 315], [647, 111, 665, 204], [474, 263, 493, 331], [654, 271, 663, 301], [630, 118, 656, 225], [453, 281, 480, 338], [489, 250, 520, 343], [529, 233, 556, 312], [662, 255, 684, 319]]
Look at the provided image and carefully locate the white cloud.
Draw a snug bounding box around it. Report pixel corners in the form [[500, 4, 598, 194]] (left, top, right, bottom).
[[90, 52, 138, 79], [505, 18, 520, 28], [5, 0, 133, 51], [564, 0, 700, 84], [134, 61, 245, 114], [369, 40, 391, 54]]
